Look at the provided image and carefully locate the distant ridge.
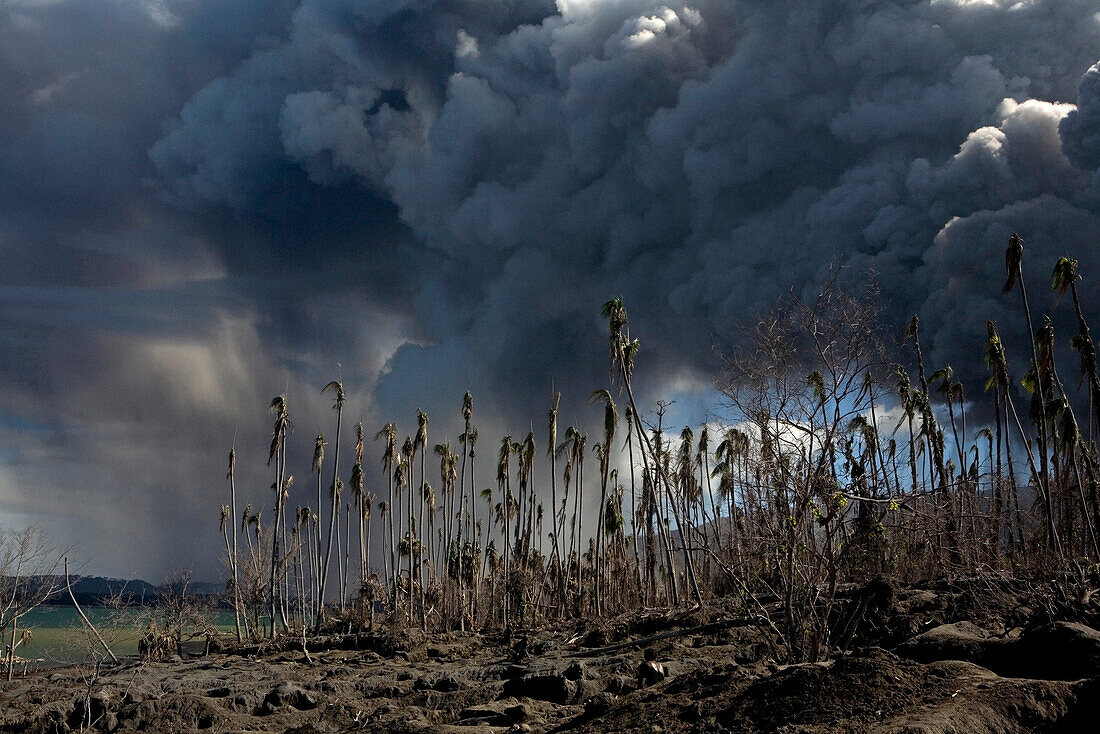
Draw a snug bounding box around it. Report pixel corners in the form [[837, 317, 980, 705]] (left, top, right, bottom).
[[3, 575, 225, 607]]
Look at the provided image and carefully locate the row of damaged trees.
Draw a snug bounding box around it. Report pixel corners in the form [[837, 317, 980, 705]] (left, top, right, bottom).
[[220, 234, 1100, 664]]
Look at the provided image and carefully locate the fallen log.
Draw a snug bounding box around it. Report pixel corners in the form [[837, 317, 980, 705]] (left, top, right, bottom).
[[571, 616, 766, 658]]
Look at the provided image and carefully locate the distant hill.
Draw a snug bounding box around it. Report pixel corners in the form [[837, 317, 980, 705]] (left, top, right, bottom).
[[68, 576, 159, 598], [3, 575, 226, 607]]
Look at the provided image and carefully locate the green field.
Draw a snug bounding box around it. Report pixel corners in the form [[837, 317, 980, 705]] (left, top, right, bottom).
[[7, 606, 236, 668]]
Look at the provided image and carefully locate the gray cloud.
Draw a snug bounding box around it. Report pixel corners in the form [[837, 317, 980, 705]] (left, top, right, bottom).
[[4, 0, 1100, 579]]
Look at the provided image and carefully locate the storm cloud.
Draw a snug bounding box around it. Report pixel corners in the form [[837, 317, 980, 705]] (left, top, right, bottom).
[[2, 0, 1100, 579]]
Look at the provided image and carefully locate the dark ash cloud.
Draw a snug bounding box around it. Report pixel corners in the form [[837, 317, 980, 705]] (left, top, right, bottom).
[[2, 0, 1100, 579]]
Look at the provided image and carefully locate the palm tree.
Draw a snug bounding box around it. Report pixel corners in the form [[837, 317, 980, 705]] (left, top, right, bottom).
[[1036, 316, 1099, 557], [574, 431, 588, 612], [434, 441, 457, 622], [414, 409, 429, 628], [218, 503, 241, 640], [603, 298, 701, 607], [311, 434, 325, 621], [713, 429, 746, 570], [930, 366, 966, 475], [697, 424, 721, 554], [349, 459, 365, 595], [353, 422, 366, 592], [1003, 233, 1059, 553], [267, 394, 290, 635], [987, 320, 1040, 557], [497, 435, 514, 626], [547, 391, 566, 613], [318, 380, 345, 626], [904, 317, 960, 568], [401, 435, 414, 617], [459, 392, 474, 628], [556, 425, 580, 607], [517, 432, 537, 566], [588, 389, 617, 616], [1053, 257, 1100, 437], [374, 423, 399, 600], [362, 491, 376, 619], [377, 499, 390, 593], [981, 334, 1009, 554], [226, 449, 242, 642], [623, 403, 643, 601], [293, 506, 310, 622], [676, 426, 701, 585], [893, 369, 920, 494]]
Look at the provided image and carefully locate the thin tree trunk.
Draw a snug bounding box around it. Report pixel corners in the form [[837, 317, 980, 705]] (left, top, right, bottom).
[[229, 454, 242, 643], [320, 404, 343, 627]]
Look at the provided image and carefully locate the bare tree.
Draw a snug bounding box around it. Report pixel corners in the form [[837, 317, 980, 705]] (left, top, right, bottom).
[[1, 527, 65, 680]]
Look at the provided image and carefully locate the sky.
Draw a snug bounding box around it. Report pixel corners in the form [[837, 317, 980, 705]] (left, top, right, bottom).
[[2, 0, 1100, 581]]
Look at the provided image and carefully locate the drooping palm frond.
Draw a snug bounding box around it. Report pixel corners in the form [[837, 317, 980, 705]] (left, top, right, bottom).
[[350, 462, 364, 498], [1052, 256, 1079, 297], [984, 321, 1010, 392], [588, 389, 618, 450], [903, 316, 919, 343], [415, 409, 429, 458], [312, 434, 326, 474], [321, 380, 346, 409]]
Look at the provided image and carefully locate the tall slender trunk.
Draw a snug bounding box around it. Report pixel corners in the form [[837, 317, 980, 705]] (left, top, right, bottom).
[[343, 501, 352, 610], [335, 495, 344, 608], [320, 404, 343, 626], [1019, 276, 1059, 553], [419, 448, 427, 630], [992, 389, 1004, 554], [359, 497, 366, 598], [315, 469, 324, 622], [268, 435, 284, 637], [624, 376, 701, 606], [595, 461, 608, 617], [228, 453, 242, 643], [626, 428, 643, 602], [388, 468, 396, 597]]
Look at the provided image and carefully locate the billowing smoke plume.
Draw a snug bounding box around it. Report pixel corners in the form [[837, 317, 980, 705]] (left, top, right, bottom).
[[153, 0, 1100, 400], [3, 0, 1100, 578]]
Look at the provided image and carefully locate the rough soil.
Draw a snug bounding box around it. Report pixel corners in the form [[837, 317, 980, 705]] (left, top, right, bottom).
[[4, 578, 1100, 733]]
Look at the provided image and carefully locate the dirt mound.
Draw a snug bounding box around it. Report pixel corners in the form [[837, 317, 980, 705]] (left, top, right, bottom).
[[897, 620, 1100, 679], [721, 648, 939, 730]]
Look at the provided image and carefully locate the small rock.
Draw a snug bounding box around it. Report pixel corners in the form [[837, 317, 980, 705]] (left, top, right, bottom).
[[605, 675, 632, 694], [680, 701, 703, 722], [584, 692, 614, 718], [505, 703, 529, 722], [458, 706, 506, 722], [414, 673, 464, 692], [563, 661, 590, 680], [503, 664, 528, 679], [264, 682, 316, 711], [501, 672, 577, 703]]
